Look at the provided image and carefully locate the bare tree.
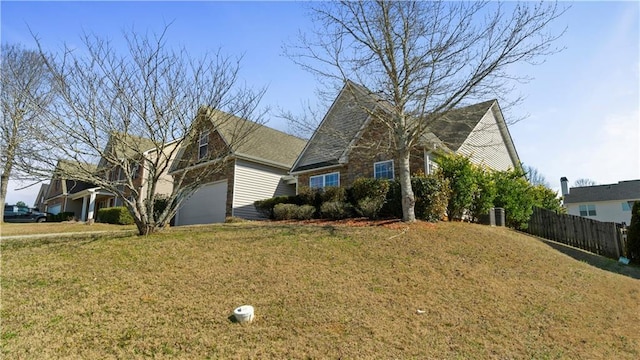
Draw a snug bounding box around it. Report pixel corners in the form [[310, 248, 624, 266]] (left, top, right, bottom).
[[574, 178, 597, 187], [34, 26, 266, 235], [286, 1, 565, 222], [0, 44, 54, 222], [523, 165, 550, 188]]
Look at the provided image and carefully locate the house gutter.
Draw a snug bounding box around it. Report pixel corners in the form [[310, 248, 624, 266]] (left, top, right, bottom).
[[289, 162, 343, 176]]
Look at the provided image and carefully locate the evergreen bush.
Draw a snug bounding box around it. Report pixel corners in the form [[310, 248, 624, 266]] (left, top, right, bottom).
[[627, 201, 640, 263], [96, 206, 134, 225]]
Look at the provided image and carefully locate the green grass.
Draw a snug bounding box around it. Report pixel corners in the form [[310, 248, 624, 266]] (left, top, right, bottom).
[[1, 222, 136, 237], [1, 221, 639, 358]]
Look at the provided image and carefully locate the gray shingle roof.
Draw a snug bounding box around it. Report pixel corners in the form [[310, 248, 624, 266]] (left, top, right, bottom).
[[292, 81, 497, 173], [292, 81, 377, 172], [563, 180, 640, 203], [428, 100, 496, 151], [209, 109, 307, 168]]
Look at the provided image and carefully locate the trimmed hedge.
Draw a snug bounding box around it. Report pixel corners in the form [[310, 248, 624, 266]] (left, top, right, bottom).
[[254, 196, 295, 219], [96, 206, 135, 225], [273, 203, 316, 220], [350, 178, 390, 219], [320, 201, 352, 220], [47, 212, 75, 222]]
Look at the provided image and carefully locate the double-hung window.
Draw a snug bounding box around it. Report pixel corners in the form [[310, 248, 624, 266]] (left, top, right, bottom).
[[579, 204, 597, 216], [425, 152, 437, 175], [374, 160, 394, 180], [198, 131, 209, 160], [310, 172, 340, 189]]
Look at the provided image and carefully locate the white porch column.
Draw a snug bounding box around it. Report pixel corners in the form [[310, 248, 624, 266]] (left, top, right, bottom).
[[86, 190, 97, 221], [80, 195, 89, 221]]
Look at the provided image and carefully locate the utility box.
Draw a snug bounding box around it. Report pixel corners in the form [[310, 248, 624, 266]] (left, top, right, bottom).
[[493, 207, 505, 227]]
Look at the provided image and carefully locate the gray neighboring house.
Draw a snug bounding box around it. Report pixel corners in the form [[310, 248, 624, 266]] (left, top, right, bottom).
[[33, 183, 49, 211], [561, 177, 640, 225], [170, 107, 307, 225], [291, 80, 521, 190]]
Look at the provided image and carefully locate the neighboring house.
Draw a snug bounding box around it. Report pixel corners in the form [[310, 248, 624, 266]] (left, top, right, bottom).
[[43, 134, 178, 222], [42, 160, 108, 219], [561, 177, 640, 225], [33, 183, 49, 211], [170, 107, 307, 225], [290, 81, 521, 189]]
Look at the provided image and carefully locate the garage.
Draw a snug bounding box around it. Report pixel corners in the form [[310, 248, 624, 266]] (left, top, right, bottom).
[[176, 180, 228, 225]]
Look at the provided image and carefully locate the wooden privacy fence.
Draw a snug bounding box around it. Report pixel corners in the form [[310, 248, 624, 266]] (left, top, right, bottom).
[[527, 207, 626, 260]]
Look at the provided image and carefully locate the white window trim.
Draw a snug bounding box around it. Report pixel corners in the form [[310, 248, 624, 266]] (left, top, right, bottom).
[[309, 172, 340, 189], [579, 204, 597, 217], [424, 150, 437, 175], [198, 131, 209, 160], [373, 160, 394, 180]]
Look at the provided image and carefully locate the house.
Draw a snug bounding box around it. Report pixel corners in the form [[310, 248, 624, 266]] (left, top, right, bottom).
[[290, 81, 521, 189], [169, 107, 307, 225], [42, 134, 178, 222], [42, 160, 108, 219], [33, 183, 49, 211], [561, 177, 640, 225]]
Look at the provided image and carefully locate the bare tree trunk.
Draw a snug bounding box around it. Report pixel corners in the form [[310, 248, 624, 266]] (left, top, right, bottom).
[[0, 172, 10, 223], [398, 149, 416, 222]]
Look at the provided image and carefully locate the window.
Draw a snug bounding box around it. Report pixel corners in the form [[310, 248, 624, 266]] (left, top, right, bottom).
[[622, 201, 634, 211], [374, 160, 394, 180], [425, 152, 437, 175], [198, 131, 209, 160], [131, 163, 140, 179], [309, 172, 340, 189], [579, 204, 597, 216]]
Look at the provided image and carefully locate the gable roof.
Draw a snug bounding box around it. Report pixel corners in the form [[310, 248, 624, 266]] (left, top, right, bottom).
[[98, 132, 157, 168], [174, 108, 307, 171], [291, 81, 512, 173], [292, 81, 378, 172], [428, 100, 496, 152], [564, 180, 640, 204]]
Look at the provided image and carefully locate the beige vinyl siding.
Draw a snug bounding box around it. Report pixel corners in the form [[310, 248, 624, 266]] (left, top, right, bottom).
[[457, 110, 515, 171], [232, 159, 295, 220]]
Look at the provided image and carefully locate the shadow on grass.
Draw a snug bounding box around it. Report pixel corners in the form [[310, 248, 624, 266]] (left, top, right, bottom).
[[537, 238, 640, 280]]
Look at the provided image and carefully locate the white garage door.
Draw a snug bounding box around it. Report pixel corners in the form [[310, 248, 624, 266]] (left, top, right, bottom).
[[176, 180, 227, 225]]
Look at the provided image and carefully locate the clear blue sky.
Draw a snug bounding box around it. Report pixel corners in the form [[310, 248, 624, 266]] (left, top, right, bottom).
[[2, 1, 638, 206]]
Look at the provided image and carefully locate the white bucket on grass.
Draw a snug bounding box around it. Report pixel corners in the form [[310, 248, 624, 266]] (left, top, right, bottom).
[[234, 305, 255, 323]]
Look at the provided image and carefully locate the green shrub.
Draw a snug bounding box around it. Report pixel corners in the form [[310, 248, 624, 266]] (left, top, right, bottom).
[[627, 201, 640, 263], [435, 154, 477, 221], [273, 203, 316, 220], [297, 186, 323, 208], [349, 178, 390, 219], [380, 180, 402, 218], [273, 203, 298, 220], [469, 167, 496, 222], [96, 206, 135, 225], [296, 205, 316, 220], [47, 211, 75, 222], [355, 197, 386, 219], [254, 196, 294, 219], [492, 169, 535, 230], [151, 195, 170, 222], [321, 186, 346, 203], [320, 201, 352, 220], [412, 174, 450, 222]]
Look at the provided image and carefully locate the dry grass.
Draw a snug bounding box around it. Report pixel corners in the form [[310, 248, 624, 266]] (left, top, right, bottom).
[[1, 222, 136, 237], [2, 221, 639, 359]]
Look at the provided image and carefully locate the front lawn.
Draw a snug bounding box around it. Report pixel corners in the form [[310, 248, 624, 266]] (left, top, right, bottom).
[[1, 222, 136, 237], [2, 222, 639, 358]]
